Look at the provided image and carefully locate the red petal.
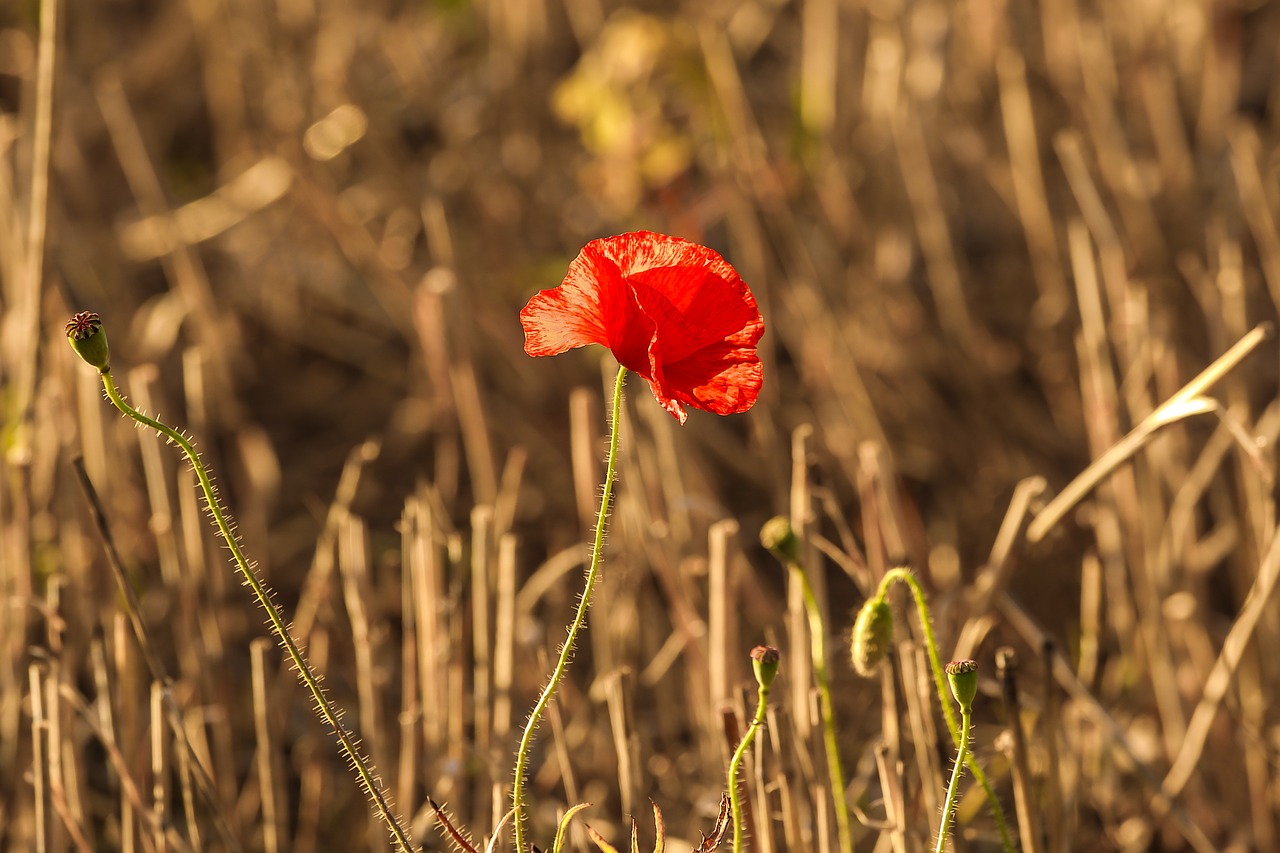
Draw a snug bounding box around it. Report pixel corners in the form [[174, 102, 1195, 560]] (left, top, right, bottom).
[[519, 261, 610, 357], [643, 338, 762, 424], [522, 231, 764, 423], [618, 236, 762, 420], [521, 241, 654, 370], [663, 342, 763, 415]]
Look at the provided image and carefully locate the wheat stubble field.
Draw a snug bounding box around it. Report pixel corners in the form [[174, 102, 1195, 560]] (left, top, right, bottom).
[[3, 0, 1280, 850]]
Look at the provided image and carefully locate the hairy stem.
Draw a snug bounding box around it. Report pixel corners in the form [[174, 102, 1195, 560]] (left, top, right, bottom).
[[877, 568, 1015, 853], [512, 364, 627, 851], [935, 707, 971, 853], [98, 368, 413, 852], [729, 680, 770, 852]]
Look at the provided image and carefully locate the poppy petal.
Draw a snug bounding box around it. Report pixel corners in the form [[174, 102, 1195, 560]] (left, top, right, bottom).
[[630, 268, 762, 365], [519, 281, 609, 358], [521, 231, 764, 423], [660, 341, 763, 416], [522, 241, 658, 372]]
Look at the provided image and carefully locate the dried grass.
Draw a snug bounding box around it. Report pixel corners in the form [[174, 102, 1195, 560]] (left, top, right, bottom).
[[3, 0, 1279, 850]]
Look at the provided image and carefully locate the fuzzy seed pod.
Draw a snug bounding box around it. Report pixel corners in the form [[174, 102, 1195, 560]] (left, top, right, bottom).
[[945, 659, 979, 710], [850, 598, 894, 676], [65, 312, 110, 372], [759, 516, 801, 563], [750, 645, 780, 689]]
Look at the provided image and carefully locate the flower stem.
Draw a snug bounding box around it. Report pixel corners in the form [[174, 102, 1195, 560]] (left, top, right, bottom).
[[729, 678, 770, 851], [876, 568, 1015, 853], [935, 706, 971, 853], [512, 364, 627, 852], [789, 562, 854, 853], [97, 368, 414, 852]]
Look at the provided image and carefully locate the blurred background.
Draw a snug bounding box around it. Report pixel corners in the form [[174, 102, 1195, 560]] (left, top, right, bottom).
[[3, 0, 1280, 850]]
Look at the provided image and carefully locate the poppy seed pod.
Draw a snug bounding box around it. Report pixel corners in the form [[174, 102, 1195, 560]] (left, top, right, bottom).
[[850, 598, 894, 676], [759, 516, 801, 563], [65, 312, 110, 371], [945, 659, 979, 710], [750, 645, 780, 689]]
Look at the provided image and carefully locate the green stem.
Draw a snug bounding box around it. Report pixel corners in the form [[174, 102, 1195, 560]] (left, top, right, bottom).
[[729, 681, 770, 852], [935, 707, 971, 853], [790, 562, 854, 853], [512, 364, 627, 852], [877, 569, 1015, 853], [98, 368, 414, 852]]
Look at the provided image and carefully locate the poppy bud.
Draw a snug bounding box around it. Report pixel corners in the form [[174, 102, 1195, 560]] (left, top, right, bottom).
[[850, 598, 894, 676], [750, 645, 780, 689], [945, 659, 979, 710], [65, 312, 110, 372], [759, 516, 800, 563]]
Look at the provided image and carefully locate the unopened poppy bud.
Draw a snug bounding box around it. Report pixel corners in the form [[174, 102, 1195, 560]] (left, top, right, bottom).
[[65, 311, 110, 371], [850, 598, 894, 676], [750, 645, 780, 689], [759, 516, 800, 563], [945, 659, 979, 710]]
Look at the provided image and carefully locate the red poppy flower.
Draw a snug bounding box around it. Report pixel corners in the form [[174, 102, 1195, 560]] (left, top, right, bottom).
[[521, 231, 764, 423]]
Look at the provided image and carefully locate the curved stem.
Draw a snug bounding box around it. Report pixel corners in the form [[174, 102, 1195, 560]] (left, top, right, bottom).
[[791, 563, 854, 853], [512, 365, 627, 852], [729, 682, 770, 852], [877, 568, 1015, 853], [98, 369, 414, 852], [935, 707, 971, 853], [876, 570, 959, 737]]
